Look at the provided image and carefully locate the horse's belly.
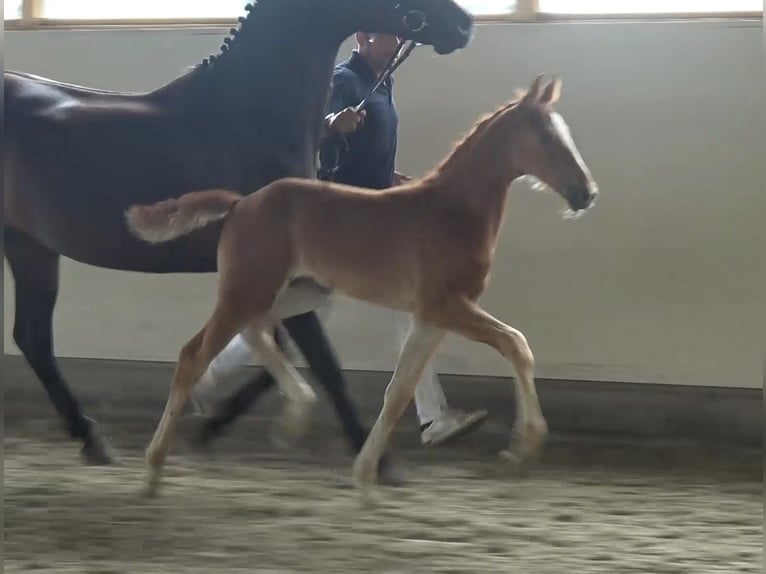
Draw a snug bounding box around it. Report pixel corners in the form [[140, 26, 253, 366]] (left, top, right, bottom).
[[13, 198, 218, 273], [5, 144, 221, 272], [298, 258, 416, 313]]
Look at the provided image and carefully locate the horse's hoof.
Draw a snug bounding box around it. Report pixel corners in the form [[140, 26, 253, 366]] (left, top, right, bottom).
[[269, 423, 295, 450], [352, 466, 382, 508], [378, 456, 407, 487], [352, 456, 378, 489], [273, 400, 314, 448], [143, 468, 162, 498], [504, 419, 548, 464], [80, 434, 115, 465], [501, 447, 543, 477], [499, 448, 526, 468], [499, 432, 544, 477], [269, 413, 304, 450], [143, 482, 159, 499]]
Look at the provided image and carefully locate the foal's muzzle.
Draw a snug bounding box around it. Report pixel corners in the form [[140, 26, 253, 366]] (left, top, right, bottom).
[[567, 184, 599, 213]]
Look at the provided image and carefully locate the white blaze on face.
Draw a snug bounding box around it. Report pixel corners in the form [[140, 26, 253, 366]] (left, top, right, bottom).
[[550, 112, 598, 196]]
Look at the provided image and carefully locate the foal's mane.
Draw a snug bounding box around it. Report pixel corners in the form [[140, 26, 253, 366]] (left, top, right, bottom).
[[423, 91, 528, 180]]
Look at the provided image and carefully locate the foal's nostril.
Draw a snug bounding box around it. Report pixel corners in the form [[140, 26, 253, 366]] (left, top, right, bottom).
[[570, 186, 595, 210]]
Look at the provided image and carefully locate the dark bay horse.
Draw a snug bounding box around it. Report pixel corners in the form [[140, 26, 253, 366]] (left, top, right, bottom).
[[3, 0, 474, 471]]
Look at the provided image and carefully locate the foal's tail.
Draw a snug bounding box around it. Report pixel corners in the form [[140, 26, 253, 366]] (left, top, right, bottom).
[[125, 189, 242, 243]]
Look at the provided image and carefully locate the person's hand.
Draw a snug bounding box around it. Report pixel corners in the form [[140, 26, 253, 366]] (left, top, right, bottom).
[[393, 171, 412, 185], [327, 107, 366, 134]]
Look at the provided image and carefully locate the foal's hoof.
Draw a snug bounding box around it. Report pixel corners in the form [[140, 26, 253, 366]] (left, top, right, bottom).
[[271, 399, 315, 449], [378, 455, 407, 487], [142, 458, 165, 498], [143, 475, 161, 499], [499, 448, 543, 479], [499, 420, 548, 475], [352, 457, 378, 489], [269, 424, 294, 450], [80, 430, 115, 466], [499, 448, 528, 471], [269, 417, 303, 450]]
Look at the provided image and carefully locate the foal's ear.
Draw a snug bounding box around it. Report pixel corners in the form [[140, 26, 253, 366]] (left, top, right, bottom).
[[539, 75, 562, 105], [522, 74, 545, 103]]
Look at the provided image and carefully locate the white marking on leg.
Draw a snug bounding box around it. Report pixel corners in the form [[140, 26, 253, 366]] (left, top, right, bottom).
[[241, 324, 317, 444], [145, 330, 208, 496], [436, 300, 547, 466], [352, 318, 445, 487], [145, 389, 186, 496], [495, 325, 547, 464]]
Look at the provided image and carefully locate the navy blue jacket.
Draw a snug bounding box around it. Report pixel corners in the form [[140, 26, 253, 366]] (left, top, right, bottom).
[[318, 51, 398, 189]]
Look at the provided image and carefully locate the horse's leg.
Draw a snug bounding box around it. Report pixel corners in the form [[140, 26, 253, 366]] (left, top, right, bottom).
[[193, 329, 286, 445], [4, 227, 113, 464], [240, 322, 318, 446], [262, 282, 376, 457], [144, 303, 259, 496], [196, 279, 395, 459], [196, 309, 404, 482], [279, 312, 366, 449], [352, 318, 445, 488], [191, 279, 328, 420], [276, 310, 405, 483], [429, 297, 548, 466]]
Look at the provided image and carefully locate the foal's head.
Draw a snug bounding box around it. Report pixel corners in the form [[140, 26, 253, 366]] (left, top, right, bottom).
[[506, 75, 599, 216]]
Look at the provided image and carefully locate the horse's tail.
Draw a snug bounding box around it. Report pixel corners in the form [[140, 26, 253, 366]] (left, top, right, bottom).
[[125, 189, 242, 243]]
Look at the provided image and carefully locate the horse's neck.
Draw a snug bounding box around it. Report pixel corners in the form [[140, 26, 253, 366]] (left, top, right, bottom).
[[159, 19, 343, 156], [430, 113, 522, 238], [194, 46, 337, 121]]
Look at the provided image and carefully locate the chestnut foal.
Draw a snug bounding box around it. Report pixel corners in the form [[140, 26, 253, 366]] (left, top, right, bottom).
[[127, 74, 598, 495]]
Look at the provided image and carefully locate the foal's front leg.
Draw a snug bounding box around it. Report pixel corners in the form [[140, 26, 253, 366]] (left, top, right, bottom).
[[352, 318, 445, 488], [430, 298, 548, 466]]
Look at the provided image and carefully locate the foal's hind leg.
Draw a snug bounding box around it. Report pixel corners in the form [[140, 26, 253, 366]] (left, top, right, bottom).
[[144, 304, 255, 497], [240, 322, 318, 447], [4, 227, 112, 464], [428, 298, 548, 466], [195, 312, 403, 484]]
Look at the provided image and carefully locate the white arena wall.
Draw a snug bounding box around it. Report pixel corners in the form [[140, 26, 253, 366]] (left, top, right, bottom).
[[4, 18, 764, 391]]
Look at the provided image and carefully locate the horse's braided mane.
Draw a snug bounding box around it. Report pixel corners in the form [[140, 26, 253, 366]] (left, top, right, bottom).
[[196, 0, 281, 70]]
